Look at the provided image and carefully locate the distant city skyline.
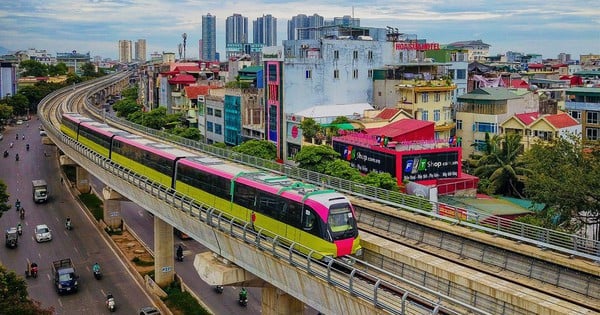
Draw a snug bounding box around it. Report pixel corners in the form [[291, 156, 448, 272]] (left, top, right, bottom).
[[1, 1, 598, 61]]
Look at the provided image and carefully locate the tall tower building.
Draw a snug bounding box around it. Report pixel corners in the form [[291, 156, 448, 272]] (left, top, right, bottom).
[[326, 15, 360, 27], [226, 14, 248, 44], [202, 13, 217, 61], [118, 40, 132, 63], [253, 14, 277, 46], [134, 39, 147, 62], [288, 14, 323, 40]]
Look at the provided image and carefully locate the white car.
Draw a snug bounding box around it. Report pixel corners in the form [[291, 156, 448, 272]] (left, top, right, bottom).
[[16, 119, 23, 125], [35, 224, 52, 242]]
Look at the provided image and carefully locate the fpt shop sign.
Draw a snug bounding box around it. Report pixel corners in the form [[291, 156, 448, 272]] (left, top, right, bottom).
[[333, 142, 396, 175], [402, 152, 459, 181]]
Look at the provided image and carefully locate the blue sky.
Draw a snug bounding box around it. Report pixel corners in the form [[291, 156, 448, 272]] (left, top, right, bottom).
[[1, 0, 598, 61]]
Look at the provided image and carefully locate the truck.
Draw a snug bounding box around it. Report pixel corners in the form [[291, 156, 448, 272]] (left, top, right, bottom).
[[52, 258, 79, 294], [32, 179, 48, 203]]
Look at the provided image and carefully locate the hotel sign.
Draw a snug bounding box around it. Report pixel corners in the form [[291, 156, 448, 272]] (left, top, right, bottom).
[[395, 42, 440, 51]]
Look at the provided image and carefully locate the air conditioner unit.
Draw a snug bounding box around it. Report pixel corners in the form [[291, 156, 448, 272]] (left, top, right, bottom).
[[300, 44, 309, 49]]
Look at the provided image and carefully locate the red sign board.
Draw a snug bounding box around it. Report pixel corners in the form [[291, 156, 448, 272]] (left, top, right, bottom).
[[395, 42, 440, 51]]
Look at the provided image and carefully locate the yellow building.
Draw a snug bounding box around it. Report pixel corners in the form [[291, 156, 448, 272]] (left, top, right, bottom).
[[501, 112, 581, 151]]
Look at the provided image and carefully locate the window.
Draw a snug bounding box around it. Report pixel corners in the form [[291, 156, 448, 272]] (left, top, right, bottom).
[[368, 50, 373, 60], [333, 69, 339, 79], [422, 110, 429, 121], [214, 124, 222, 135], [353, 69, 358, 79], [456, 119, 463, 130], [473, 122, 497, 133], [206, 121, 213, 132], [587, 127, 599, 140], [434, 92, 441, 102], [587, 111, 598, 124], [456, 69, 466, 80], [305, 70, 312, 79], [207, 108, 213, 116], [569, 110, 581, 121], [474, 139, 487, 152], [433, 110, 440, 122], [368, 69, 373, 78], [353, 50, 358, 59], [333, 50, 339, 59], [214, 109, 222, 118], [421, 93, 429, 103]]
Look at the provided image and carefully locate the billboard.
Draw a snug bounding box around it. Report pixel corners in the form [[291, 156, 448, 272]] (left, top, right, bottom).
[[401, 151, 459, 181], [333, 142, 396, 175]]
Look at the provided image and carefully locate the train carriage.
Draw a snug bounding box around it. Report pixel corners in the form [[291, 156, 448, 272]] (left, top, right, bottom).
[[61, 113, 94, 140], [78, 121, 128, 158]]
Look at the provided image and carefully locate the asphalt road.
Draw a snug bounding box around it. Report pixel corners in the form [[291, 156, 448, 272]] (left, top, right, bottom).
[[0, 118, 155, 314]]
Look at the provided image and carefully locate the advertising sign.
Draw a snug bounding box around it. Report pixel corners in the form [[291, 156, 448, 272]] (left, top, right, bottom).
[[333, 142, 396, 175], [262, 46, 284, 61], [401, 152, 459, 181], [395, 42, 440, 51]]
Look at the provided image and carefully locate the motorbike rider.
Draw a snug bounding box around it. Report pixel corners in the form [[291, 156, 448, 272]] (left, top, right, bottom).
[[3, 150, 7, 157], [239, 287, 248, 302], [15, 153, 19, 161], [93, 262, 101, 273], [15, 199, 21, 211], [17, 222, 22, 234], [176, 245, 183, 261], [26, 144, 30, 151], [20, 207, 25, 219], [65, 217, 72, 229]]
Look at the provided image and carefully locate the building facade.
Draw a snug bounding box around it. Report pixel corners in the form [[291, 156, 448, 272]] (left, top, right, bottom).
[[118, 40, 132, 63], [0, 62, 17, 98], [446, 40, 490, 62], [565, 87, 600, 142], [253, 14, 277, 46], [287, 14, 324, 40], [202, 13, 217, 61], [226, 14, 248, 45], [135, 39, 147, 62]]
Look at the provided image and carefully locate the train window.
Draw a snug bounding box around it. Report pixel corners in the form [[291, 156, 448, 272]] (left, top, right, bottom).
[[257, 192, 285, 220], [286, 202, 302, 228], [303, 209, 321, 236], [235, 184, 257, 209], [328, 204, 355, 236]]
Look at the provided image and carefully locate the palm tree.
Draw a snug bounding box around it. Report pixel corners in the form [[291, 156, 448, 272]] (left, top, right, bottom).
[[473, 133, 529, 196]]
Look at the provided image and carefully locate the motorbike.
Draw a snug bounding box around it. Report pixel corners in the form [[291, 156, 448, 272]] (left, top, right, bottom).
[[20, 208, 25, 220], [106, 293, 116, 312], [26, 144, 30, 151], [15, 154, 19, 161], [65, 220, 72, 230], [15, 200, 21, 212], [214, 285, 224, 294], [176, 246, 184, 262], [17, 224, 22, 235], [238, 291, 248, 307], [93, 264, 102, 280], [3, 151, 7, 158], [25, 262, 38, 278]]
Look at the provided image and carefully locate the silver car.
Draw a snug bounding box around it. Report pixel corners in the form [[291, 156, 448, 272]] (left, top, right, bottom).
[[35, 224, 52, 242]]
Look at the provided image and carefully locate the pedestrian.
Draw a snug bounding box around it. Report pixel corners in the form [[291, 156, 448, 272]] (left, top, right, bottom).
[[44, 150, 48, 157]]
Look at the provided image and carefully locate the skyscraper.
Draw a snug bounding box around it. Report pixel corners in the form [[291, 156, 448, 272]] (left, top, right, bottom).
[[202, 13, 217, 61], [253, 14, 277, 46], [135, 39, 147, 62], [288, 14, 324, 40], [118, 40, 132, 63], [226, 13, 248, 44]]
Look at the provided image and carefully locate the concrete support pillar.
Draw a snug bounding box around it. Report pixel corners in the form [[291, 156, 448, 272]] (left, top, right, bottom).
[[102, 187, 124, 229], [154, 216, 174, 287], [262, 284, 304, 315], [75, 166, 91, 193]]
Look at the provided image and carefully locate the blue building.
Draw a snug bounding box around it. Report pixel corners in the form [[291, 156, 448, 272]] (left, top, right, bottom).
[[202, 13, 217, 61], [253, 14, 277, 46]]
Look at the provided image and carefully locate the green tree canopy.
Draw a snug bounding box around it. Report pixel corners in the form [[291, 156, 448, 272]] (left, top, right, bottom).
[[300, 118, 321, 141], [233, 140, 277, 160], [169, 126, 203, 141], [48, 62, 68, 76], [113, 99, 141, 118], [522, 135, 600, 232], [322, 159, 362, 181], [121, 86, 138, 100], [5, 94, 30, 116], [19, 60, 48, 77], [358, 172, 399, 191], [473, 133, 528, 196], [0, 180, 11, 215], [0, 264, 53, 314], [0, 103, 13, 122], [294, 145, 340, 173]]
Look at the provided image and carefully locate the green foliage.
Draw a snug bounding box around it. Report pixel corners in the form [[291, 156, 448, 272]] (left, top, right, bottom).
[[20, 60, 48, 77], [300, 118, 321, 141], [233, 140, 277, 160], [113, 99, 141, 118], [0, 265, 54, 314], [473, 133, 528, 196], [0, 103, 14, 122], [79, 192, 103, 221], [169, 126, 203, 141], [294, 145, 340, 173], [322, 159, 362, 181], [358, 172, 399, 191], [80, 62, 99, 78], [121, 86, 138, 100], [131, 257, 154, 266], [0, 180, 11, 215], [521, 135, 600, 231], [212, 142, 227, 149], [48, 62, 68, 76], [163, 282, 211, 315], [331, 116, 350, 124]]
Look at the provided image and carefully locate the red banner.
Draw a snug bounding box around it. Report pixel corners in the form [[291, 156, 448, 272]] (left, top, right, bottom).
[[395, 42, 440, 51]]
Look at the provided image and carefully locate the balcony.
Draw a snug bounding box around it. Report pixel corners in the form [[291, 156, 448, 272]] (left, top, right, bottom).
[[565, 101, 600, 111], [396, 79, 456, 92]]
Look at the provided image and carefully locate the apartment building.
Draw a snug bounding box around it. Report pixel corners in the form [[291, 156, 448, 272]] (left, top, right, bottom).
[[565, 87, 600, 142]]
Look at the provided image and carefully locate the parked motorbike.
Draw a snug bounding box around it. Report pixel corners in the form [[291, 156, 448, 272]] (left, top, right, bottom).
[[214, 285, 224, 294], [106, 293, 116, 312]]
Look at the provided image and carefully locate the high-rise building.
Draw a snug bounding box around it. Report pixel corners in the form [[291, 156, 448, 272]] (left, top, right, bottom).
[[118, 40, 132, 63], [330, 15, 360, 27], [135, 39, 147, 62], [253, 14, 277, 46], [202, 13, 217, 61], [288, 14, 324, 40], [226, 14, 248, 44]]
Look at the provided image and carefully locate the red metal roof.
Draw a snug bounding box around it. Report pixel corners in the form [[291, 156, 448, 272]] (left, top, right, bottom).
[[168, 74, 196, 84], [544, 113, 579, 129], [514, 112, 540, 125], [528, 63, 544, 68], [184, 85, 212, 99], [174, 65, 201, 73], [375, 108, 400, 120], [502, 78, 529, 89], [161, 70, 179, 76], [366, 119, 434, 138]]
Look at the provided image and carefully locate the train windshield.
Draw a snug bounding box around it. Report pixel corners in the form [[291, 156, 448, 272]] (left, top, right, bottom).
[[328, 203, 356, 239]]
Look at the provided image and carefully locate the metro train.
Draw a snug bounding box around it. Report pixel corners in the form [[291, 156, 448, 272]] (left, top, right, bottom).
[[61, 113, 362, 259]]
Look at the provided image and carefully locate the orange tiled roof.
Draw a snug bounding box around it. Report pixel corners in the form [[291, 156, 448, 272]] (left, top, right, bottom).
[[168, 74, 196, 84], [544, 113, 579, 129], [375, 108, 399, 120], [175, 65, 201, 73], [184, 85, 211, 99]]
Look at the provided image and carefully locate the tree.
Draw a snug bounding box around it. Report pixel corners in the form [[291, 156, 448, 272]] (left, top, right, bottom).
[[121, 86, 138, 100], [233, 140, 277, 160], [0, 103, 14, 123], [522, 135, 600, 234], [0, 180, 11, 216], [48, 62, 68, 76], [322, 159, 362, 181], [80, 62, 98, 78], [0, 265, 53, 314], [300, 118, 320, 142], [358, 172, 399, 191], [19, 60, 47, 77], [472, 133, 528, 196], [113, 99, 141, 118], [169, 126, 203, 141], [5, 94, 30, 116], [294, 145, 340, 173]]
